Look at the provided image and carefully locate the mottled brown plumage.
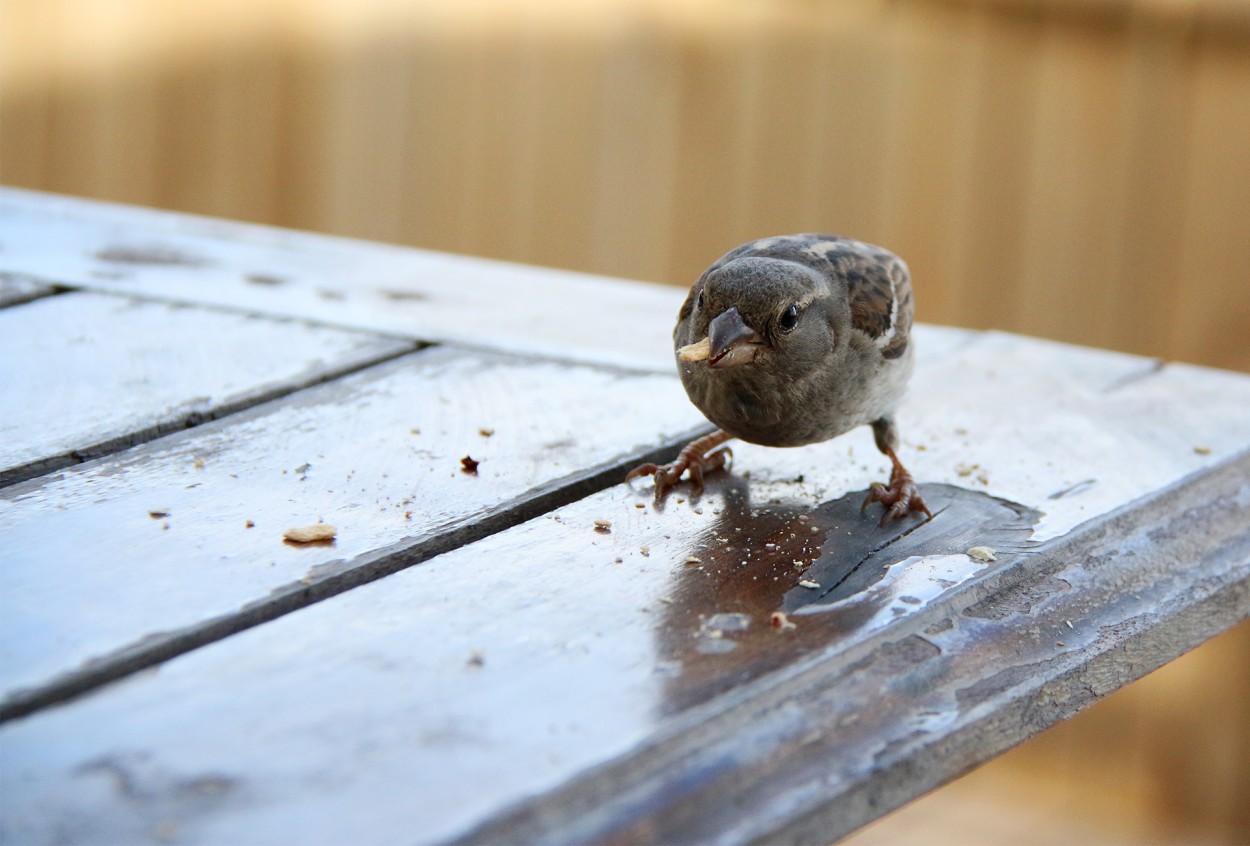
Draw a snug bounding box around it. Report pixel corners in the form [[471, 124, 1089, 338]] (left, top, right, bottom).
[[628, 233, 929, 525]]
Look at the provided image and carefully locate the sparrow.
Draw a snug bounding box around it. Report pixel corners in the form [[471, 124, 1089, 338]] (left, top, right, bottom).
[[628, 233, 931, 526]]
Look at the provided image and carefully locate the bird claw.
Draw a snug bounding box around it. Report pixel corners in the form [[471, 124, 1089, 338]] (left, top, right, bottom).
[[862, 463, 932, 527], [626, 436, 733, 502]]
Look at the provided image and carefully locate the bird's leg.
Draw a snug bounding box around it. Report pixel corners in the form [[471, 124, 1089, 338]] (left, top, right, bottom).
[[626, 429, 734, 500], [862, 417, 931, 527]]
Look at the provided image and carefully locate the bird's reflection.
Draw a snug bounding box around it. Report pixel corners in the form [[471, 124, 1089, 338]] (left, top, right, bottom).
[[653, 479, 1040, 715]]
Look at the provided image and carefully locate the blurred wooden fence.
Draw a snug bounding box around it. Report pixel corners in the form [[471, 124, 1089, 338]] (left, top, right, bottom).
[[1, 0, 1248, 841], [2, 0, 1248, 372]]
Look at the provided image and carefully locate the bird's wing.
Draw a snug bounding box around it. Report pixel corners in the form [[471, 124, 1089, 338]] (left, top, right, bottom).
[[710, 234, 913, 360], [840, 246, 912, 361]]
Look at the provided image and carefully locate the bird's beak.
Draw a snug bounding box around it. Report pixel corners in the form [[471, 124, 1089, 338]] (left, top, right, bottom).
[[708, 306, 763, 368]]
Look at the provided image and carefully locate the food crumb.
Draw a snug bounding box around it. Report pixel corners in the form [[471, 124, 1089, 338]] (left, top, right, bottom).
[[479, 427, 495, 437], [245, 519, 255, 529], [410, 427, 421, 435], [799, 579, 820, 589], [148, 509, 170, 519], [1194, 445, 1212, 455], [771, 611, 797, 631], [467, 651, 485, 668], [460, 455, 480, 474], [955, 462, 979, 477], [594, 519, 612, 534], [678, 337, 711, 362], [193, 458, 205, 470], [284, 523, 337, 544], [640, 545, 651, 557], [683, 556, 701, 566], [967, 545, 997, 562]]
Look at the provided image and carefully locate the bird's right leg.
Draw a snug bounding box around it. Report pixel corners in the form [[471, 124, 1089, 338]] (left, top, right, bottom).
[[626, 429, 734, 501]]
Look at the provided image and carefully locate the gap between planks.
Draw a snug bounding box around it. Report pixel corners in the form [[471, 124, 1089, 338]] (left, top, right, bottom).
[[0, 427, 708, 723]]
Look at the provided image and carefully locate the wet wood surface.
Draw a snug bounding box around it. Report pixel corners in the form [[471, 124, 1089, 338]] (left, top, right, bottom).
[[0, 291, 415, 486], [1, 191, 1248, 846]]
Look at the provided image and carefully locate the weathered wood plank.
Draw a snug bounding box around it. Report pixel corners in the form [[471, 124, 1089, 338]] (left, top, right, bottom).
[[0, 273, 59, 308], [0, 188, 687, 373], [2, 333, 1247, 845], [0, 346, 707, 717], [0, 291, 415, 487]]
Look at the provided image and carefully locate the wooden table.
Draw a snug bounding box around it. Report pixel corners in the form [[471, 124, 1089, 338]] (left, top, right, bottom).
[[1, 188, 1248, 845]]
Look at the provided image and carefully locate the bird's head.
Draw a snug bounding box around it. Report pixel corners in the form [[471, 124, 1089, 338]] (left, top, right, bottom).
[[678, 257, 845, 372]]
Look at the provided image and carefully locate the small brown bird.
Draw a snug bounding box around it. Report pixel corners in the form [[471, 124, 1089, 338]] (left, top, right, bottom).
[[628, 233, 930, 525]]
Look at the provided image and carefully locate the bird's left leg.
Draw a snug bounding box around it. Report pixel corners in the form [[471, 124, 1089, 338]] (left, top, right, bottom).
[[626, 429, 734, 501], [862, 416, 932, 527]]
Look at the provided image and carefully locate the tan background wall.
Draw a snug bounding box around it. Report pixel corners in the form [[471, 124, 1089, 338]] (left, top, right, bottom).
[[2, 0, 1248, 841]]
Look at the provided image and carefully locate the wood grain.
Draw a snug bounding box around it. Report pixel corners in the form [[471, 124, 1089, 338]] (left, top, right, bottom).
[[0, 346, 707, 718], [0, 337, 1245, 844], [0, 291, 415, 486]]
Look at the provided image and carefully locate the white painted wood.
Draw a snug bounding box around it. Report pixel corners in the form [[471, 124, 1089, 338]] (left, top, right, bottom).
[[0, 346, 706, 707], [0, 188, 688, 373], [2, 331, 1247, 845], [0, 291, 413, 485]]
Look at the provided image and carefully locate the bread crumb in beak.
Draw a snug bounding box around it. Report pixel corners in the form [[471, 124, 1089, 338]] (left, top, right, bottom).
[[678, 337, 711, 362]]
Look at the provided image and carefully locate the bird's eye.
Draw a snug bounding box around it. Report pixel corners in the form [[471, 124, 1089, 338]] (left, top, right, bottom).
[[779, 303, 800, 332], [697, 289, 706, 310]]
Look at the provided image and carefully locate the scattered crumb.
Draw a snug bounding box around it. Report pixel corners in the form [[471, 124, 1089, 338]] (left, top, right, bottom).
[[635, 502, 646, 509], [955, 427, 969, 436], [193, 458, 205, 470], [152, 821, 179, 843], [410, 427, 421, 435], [148, 509, 170, 519], [1194, 445, 1212, 455], [614, 557, 623, 564], [1056, 641, 1066, 648], [640, 546, 650, 557], [467, 651, 485, 668], [404, 511, 412, 520], [955, 462, 979, 477], [967, 545, 997, 562], [245, 520, 255, 529], [809, 525, 820, 534], [799, 579, 821, 589], [284, 523, 337, 544], [594, 519, 612, 534], [479, 427, 495, 437], [460, 455, 480, 474], [771, 611, 797, 631], [683, 556, 702, 566], [1065, 620, 1074, 629]]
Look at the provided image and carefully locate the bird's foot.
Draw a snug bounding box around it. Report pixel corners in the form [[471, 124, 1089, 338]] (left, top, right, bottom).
[[861, 449, 932, 527], [626, 430, 733, 501]]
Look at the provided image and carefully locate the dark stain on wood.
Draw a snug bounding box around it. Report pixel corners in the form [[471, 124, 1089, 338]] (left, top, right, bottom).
[[244, 273, 286, 286], [652, 481, 1040, 714], [94, 245, 213, 267]]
